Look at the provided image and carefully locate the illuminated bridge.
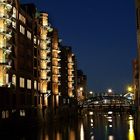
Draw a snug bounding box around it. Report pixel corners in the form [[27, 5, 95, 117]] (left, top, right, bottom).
[[80, 95, 135, 113]]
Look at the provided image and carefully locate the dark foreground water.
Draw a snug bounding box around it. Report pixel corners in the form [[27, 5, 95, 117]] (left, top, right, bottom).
[[0, 111, 140, 140]]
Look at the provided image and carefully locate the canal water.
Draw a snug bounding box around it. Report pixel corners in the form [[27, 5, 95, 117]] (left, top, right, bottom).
[[0, 111, 140, 140]]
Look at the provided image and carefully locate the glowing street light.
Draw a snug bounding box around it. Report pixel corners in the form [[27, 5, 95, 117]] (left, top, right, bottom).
[[80, 87, 83, 91], [108, 89, 112, 93], [89, 91, 93, 94], [127, 86, 133, 93]]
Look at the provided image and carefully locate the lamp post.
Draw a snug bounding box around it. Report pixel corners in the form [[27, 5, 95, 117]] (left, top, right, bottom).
[[89, 91, 94, 98], [107, 88, 113, 96], [127, 85, 134, 102]]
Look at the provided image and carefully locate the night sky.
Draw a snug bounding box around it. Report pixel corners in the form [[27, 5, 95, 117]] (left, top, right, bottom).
[[21, 0, 137, 93]]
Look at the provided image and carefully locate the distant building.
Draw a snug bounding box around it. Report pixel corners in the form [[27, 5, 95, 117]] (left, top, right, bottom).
[[77, 70, 87, 101]]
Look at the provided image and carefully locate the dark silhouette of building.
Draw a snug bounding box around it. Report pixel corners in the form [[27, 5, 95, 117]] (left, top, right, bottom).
[[77, 70, 87, 101], [132, 58, 139, 106], [135, 0, 140, 109]]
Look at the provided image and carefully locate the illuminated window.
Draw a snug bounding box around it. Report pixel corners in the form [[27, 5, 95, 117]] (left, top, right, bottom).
[[20, 25, 25, 34], [2, 110, 9, 119], [34, 36, 36, 44], [12, 7, 17, 18], [20, 110, 25, 117], [19, 13, 26, 24], [12, 74, 16, 86], [20, 77, 24, 88], [27, 30, 31, 39], [34, 80, 37, 90], [27, 79, 31, 89], [5, 74, 9, 84], [38, 40, 40, 45]]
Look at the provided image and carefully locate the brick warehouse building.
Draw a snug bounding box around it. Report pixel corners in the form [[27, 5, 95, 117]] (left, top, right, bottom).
[[0, 0, 82, 126], [60, 46, 77, 106]]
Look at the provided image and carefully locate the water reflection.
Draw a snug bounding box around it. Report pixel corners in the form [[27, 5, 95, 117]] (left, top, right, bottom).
[[80, 122, 84, 140], [128, 115, 135, 140], [1, 111, 140, 140]]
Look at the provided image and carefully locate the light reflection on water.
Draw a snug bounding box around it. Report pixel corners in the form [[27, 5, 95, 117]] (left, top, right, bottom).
[[128, 115, 135, 140], [1, 111, 140, 140]]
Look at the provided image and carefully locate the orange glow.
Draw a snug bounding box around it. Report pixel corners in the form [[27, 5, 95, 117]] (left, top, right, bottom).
[[69, 130, 75, 140], [52, 83, 58, 94], [40, 81, 47, 93]]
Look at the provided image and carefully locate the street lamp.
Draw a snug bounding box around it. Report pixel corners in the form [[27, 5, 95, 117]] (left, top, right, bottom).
[[108, 89, 112, 93], [127, 86, 133, 93], [89, 91, 93, 94], [126, 85, 134, 102], [80, 87, 83, 91], [88, 91, 94, 98]]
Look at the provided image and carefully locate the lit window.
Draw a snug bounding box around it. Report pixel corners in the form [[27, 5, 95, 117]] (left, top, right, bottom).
[[2, 110, 9, 119], [34, 80, 37, 90], [20, 25, 25, 34], [20, 77, 24, 88], [5, 74, 9, 84], [34, 36, 36, 44], [27, 30, 31, 39], [19, 13, 26, 24], [38, 40, 40, 45], [12, 7, 16, 18], [12, 74, 16, 86], [27, 79, 31, 89], [20, 110, 25, 117]]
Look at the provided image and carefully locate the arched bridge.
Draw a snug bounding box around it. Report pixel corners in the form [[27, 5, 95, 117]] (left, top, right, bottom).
[[80, 95, 135, 112]]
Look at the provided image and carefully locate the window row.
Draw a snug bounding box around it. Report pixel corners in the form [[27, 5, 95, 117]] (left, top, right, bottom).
[[19, 77, 37, 89], [5, 74, 38, 90], [20, 25, 32, 39], [1, 110, 25, 119]]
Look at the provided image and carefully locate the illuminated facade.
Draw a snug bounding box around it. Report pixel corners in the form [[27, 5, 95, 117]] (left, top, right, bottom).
[[50, 29, 61, 108], [0, 0, 81, 124], [39, 12, 52, 108], [0, 0, 13, 86], [0, 1, 54, 121], [60, 46, 77, 104]]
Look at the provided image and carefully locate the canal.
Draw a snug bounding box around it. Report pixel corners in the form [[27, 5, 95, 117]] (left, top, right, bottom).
[[0, 111, 140, 140]]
